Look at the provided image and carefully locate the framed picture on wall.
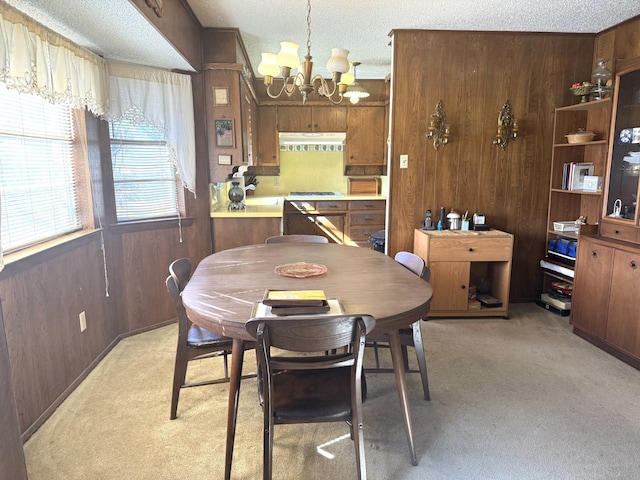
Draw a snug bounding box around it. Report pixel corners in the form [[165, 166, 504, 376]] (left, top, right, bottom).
[[213, 86, 229, 106], [215, 119, 234, 147], [218, 154, 232, 165]]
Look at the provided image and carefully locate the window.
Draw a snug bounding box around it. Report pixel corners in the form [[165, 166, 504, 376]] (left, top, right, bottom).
[[109, 120, 182, 222], [0, 84, 88, 253]]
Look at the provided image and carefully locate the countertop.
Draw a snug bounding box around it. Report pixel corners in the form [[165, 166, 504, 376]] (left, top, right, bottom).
[[210, 194, 386, 218]]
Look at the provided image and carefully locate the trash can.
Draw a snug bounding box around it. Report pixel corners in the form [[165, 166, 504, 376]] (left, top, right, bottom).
[[368, 230, 386, 252]]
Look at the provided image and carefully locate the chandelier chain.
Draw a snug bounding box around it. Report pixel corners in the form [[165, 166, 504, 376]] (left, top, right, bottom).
[[306, 0, 312, 58]]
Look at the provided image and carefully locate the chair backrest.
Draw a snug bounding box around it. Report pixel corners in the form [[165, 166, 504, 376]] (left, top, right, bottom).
[[168, 258, 192, 291], [265, 234, 329, 244], [246, 314, 376, 353], [167, 259, 192, 334], [394, 251, 430, 282]]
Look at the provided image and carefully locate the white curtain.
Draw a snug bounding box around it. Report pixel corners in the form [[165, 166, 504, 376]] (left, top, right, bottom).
[[105, 61, 196, 195], [0, 1, 108, 116]]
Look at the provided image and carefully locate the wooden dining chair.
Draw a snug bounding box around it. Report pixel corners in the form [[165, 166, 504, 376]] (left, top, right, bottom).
[[365, 251, 431, 400], [265, 234, 329, 244], [166, 258, 235, 420], [246, 314, 376, 480]]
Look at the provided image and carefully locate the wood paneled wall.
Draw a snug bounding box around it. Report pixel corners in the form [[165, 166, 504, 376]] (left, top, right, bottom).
[[387, 30, 596, 302]]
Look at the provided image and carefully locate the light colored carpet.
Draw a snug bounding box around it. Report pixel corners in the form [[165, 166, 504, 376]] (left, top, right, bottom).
[[23, 304, 640, 479]]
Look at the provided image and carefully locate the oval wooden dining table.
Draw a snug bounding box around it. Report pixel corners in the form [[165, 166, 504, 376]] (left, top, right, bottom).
[[181, 243, 433, 479]]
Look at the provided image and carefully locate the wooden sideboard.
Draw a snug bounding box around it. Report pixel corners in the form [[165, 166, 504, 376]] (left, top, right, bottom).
[[413, 229, 513, 318]]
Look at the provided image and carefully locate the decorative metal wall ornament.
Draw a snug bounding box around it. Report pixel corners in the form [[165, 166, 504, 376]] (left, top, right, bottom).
[[493, 101, 519, 149], [426, 100, 451, 150]]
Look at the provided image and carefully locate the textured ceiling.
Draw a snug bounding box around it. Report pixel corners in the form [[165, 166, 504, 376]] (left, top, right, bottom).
[[5, 1, 640, 79]]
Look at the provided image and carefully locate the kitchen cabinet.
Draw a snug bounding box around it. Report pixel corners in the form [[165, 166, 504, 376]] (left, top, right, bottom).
[[413, 229, 513, 318], [212, 217, 281, 252], [345, 107, 385, 166], [345, 199, 386, 248], [600, 56, 640, 242], [284, 200, 347, 243], [539, 96, 611, 312], [277, 106, 347, 132], [285, 198, 386, 246], [255, 106, 278, 166], [572, 235, 640, 369]]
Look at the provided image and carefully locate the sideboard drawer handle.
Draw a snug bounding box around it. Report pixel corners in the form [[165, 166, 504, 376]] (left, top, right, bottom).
[[461, 285, 466, 290], [591, 250, 598, 258], [631, 261, 637, 270], [615, 230, 620, 234], [468, 247, 474, 252]]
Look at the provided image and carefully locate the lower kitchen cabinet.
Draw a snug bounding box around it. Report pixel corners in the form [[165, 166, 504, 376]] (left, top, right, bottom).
[[285, 198, 386, 247], [413, 228, 513, 318], [284, 200, 347, 243], [212, 217, 281, 252], [345, 199, 386, 247], [572, 235, 640, 368]]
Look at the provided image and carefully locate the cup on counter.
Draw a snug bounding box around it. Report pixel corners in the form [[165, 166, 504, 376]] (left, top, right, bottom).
[[461, 219, 470, 231]]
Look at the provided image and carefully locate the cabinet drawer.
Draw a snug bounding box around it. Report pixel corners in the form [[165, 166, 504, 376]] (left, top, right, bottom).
[[349, 200, 385, 211], [348, 226, 384, 242], [428, 236, 513, 261], [315, 200, 348, 213], [600, 221, 638, 243], [287, 200, 315, 213], [348, 211, 386, 226]]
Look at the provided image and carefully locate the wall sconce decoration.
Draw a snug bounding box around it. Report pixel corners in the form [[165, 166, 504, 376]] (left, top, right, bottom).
[[426, 100, 451, 150], [493, 101, 519, 149]]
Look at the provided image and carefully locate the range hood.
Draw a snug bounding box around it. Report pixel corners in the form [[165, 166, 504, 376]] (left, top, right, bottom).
[[279, 132, 346, 145]]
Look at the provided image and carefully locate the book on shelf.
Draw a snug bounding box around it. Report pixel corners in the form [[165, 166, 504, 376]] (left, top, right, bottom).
[[562, 162, 594, 191]]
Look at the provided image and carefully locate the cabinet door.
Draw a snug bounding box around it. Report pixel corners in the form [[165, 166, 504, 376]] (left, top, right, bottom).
[[345, 107, 385, 166], [606, 249, 640, 357], [571, 239, 614, 337], [316, 215, 345, 243], [284, 212, 316, 235], [312, 107, 347, 131], [277, 106, 312, 132], [428, 261, 470, 312], [256, 106, 278, 166]]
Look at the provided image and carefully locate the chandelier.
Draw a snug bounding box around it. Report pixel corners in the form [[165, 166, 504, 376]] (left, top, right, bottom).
[[257, 0, 369, 105]]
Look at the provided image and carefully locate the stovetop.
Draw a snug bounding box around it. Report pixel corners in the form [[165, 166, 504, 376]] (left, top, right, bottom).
[[289, 191, 343, 196]]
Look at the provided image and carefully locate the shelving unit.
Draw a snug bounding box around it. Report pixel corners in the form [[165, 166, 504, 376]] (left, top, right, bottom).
[[540, 97, 612, 313]]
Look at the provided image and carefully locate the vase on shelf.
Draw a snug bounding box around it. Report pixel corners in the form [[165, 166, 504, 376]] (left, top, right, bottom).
[[591, 59, 612, 100]]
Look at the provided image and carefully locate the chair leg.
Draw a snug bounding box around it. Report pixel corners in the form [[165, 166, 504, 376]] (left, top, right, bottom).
[[412, 321, 430, 401], [264, 415, 274, 480], [170, 342, 188, 420], [373, 342, 380, 369], [223, 351, 229, 378]]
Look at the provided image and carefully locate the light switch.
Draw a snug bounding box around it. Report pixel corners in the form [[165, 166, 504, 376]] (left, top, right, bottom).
[[400, 154, 409, 169]]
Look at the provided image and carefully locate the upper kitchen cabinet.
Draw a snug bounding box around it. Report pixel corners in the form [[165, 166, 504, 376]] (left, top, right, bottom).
[[345, 106, 385, 167], [600, 57, 640, 243], [277, 106, 347, 132], [256, 106, 279, 166]]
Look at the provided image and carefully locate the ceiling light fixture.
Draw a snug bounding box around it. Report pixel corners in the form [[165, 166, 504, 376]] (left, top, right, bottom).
[[342, 62, 369, 104], [257, 0, 367, 105]]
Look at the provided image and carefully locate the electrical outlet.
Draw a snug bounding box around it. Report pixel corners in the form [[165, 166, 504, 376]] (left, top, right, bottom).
[[400, 154, 409, 169], [273, 176, 280, 186], [79, 311, 87, 332]]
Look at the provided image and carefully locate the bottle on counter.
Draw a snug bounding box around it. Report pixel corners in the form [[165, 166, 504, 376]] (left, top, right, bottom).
[[437, 206, 446, 230]]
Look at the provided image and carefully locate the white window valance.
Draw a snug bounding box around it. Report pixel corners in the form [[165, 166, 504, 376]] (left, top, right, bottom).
[[104, 61, 196, 195], [0, 1, 108, 116]]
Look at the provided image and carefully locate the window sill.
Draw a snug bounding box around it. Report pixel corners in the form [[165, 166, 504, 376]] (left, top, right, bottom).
[[0, 229, 103, 278], [108, 217, 194, 234]]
